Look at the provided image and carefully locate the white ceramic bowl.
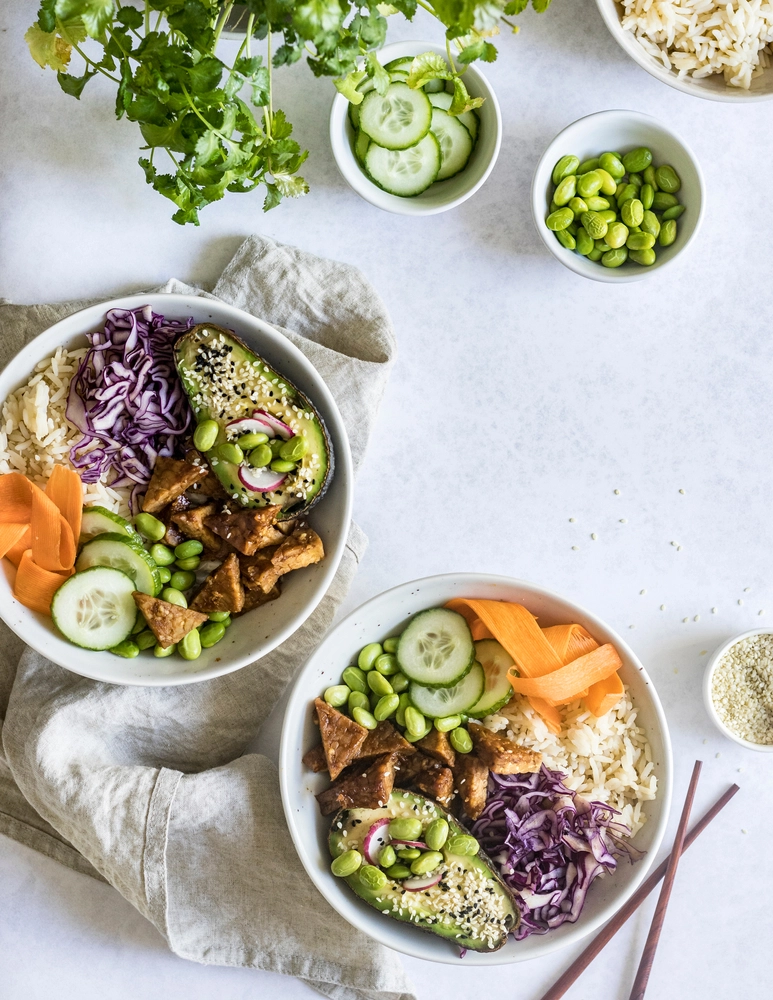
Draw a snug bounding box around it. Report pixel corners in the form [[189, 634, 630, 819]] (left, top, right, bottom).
[[280, 573, 673, 965], [329, 41, 502, 216], [703, 628, 773, 751], [0, 293, 353, 687], [532, 110, 705, 283], [595, 0, 773, 102]]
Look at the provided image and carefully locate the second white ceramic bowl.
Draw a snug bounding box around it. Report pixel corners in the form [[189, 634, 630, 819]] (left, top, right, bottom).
[[703, 628, 773, 751], [280, 573, 673, 965], [329, 41, 502, 216], [532, 110, 705, 283]]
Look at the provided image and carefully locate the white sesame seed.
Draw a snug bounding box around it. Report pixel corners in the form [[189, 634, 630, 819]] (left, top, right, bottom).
[[660, 604, 666, 611], [569, 517, 575, 523], [591, 533, 597, 540], [679, 488, 685, 494], [694, 615, 700, 622], [614, 489, 620, 495], [620, 518, 627, 523], [738, 599, 743, 606], [712, 608, 718, 614], [640, 589, 646, 595], [682, 617, 689, 623]]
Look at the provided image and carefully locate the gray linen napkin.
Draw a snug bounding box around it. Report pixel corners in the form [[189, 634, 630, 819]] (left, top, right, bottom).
[[0, 236, 416, 1000]]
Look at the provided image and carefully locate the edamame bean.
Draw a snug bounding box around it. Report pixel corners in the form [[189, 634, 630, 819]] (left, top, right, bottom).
[[397, 847, 421, 860], [621, 198, 644, 228], [367, 671, 393, 697], [395, 692, 411, 727], [161, 587, 187, 608], [595, 239, 611, 253], [193, 419, 219, 453], [640, 210, 660, 238], [585, 196, 610, 212], [383, 636, 400, 654], [342, 665, 368, 693], [616, 184, 637, 209], [220, 615, 232, 628], [405, 722, 432, 742], [546, 208, 574, 232], [661, 204, 685, 221], [403, 707, 427, 738], [280, 436, 307, 462], [200, 622, 227, 648], [374, 693, 400, 721], [553, 174, 576, 206], [425, 819, 449, 852], [248, 444, 273, 468], [216, 442, 244, 464], [331, 850, 362, 878], [550, 200, 559, 214], [135, 630, 157, 651], [379, 845, 396, 869], [434, 715, 462, 732], [659, 220, 677, 246], [175, 539, 203, 560], [551, 154, 579, 185], [384, 864, 411, 879], [411, 851, 443, 876], [359, 864, 388, 890], [654, 164, 681, 193], [652, 191, 678, 212], [450, 727, 473, 753], [580, 212, 608, 240], [390, 671, 409, 693], [599, 152, 625, 179], [170, 570, 196, 591], [157, 566, 172, 584], [352, 706, 378, 730], [175, 556, 200, 572], [446, 835, 479, 856], [324, 684, 350, 707], [575, 227, 594, 256], [270, 438, 285, 457], [627, 231, 655, 251], [602, 247, 629, 268], [577, 156, 600, 174], [576, 171, 604, 198], [628, 172, 643, 189], [587, 247, 603, 261], [556, 229, 576, 250], [135, 513, 166, 542], [154, 643, 176, 657], [150, 543, 175, 566], [132, 613, 147, 634], [567, 222, 578, 237], [599, 210, 617, 224], [640, 183, 654, 211], [348, 690, 369, 713], [389, 817, 423, 841], [643, 164, 658, 189], [237, 431, 269, 451], [209, 611, 230, 622], [357, 643, 382, 671], [594, 168, 617, 196], [369, 690, 380, 710], [622, 147, 653, 172], [111, 639, 140, 658], [606, 222, 629, 249], [568, 196, 588, 218], [629, 248, 657, 265], [179, 628, 202, 661], [374, 653, 398, 675], [270, 459, 297, 473]]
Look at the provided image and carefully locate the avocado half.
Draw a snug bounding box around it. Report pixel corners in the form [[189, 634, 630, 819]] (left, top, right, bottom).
[[329, 790, 519, 952], [174, 324, 333, 517]]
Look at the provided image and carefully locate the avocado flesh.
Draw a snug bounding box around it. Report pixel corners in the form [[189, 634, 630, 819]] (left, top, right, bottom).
[[175, 324, 332, 516], [329, 790, 519, 952]]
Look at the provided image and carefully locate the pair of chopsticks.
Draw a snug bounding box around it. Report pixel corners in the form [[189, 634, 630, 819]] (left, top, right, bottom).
[[539, 762, 739, 1000]]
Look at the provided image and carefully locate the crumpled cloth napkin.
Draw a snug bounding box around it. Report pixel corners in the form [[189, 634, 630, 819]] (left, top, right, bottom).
[[0, 235, 416, 1000]]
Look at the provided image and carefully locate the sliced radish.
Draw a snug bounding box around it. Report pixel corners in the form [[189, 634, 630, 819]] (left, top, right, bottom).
[[227, 416, 275, 438], [253, 409, 293, 440], [363, 818, 392, 865], [238, 465, 286, 493], [402, 873, 442, 891], [391, 840, 428, 850]]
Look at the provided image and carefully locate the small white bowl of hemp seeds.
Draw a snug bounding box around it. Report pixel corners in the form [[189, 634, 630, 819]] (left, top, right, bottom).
[[704, 629, 773, 752]]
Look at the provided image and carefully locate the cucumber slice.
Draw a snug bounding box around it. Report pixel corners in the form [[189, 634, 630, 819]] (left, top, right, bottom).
[[423, 78, 446, 94], [468, 639, 515, 718], [51, 566, 138, 650], [354, 129, 370, 166], [428, 91, 479, 143], [359, 83, 432, 150], [384, 57, 414, 72], [389, 70, 410, 84], [397, 608, 475, 687], [409, 660, 485, 718], [430, 107, 474, 181], [80, 506, 136, 545], [364, 133, 440, 197], [76, 532, 161, 595], [348, 77, 376, 130]]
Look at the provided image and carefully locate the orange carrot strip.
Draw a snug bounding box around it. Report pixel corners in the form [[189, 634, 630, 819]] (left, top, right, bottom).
[[506, 643, 623, 706], [0, 523, 29, 561], [13, 550, 72, 615], [542, 623, 600, 663], [0, 472, 36, 522], [586, 670, 625, 716], [470, 618, 494, 641], [30, 486, 75, 572], [5, 526, 31, 568], [46, 465, 82, 544]]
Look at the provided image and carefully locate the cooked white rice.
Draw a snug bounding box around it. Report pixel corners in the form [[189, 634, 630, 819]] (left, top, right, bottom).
[[0, 346, 133, 517], [483, 685, 657, 837], [620, 0, 773, 89]]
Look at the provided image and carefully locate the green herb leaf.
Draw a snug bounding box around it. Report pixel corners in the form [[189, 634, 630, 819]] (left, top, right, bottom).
[[504, 0, 528, 13], [292, 0, 344, 41], [55, 0, 114, 40], [273, 43, 303, 66], [406, 51, 452, 89], [333, 69, 368, 103], [272, 172, 310, 198], [117, 6, 143, 30], [532, 0, 552, 11], [140, 119, 195, 154], [194, 129, 221, 166], [167, 0, 215, 52], [448, 75, 484, 115], [186, 55, 225, 93], [25, 24, 72, 71], [365, 50, 390, 95], [57, 66, 96, 97]]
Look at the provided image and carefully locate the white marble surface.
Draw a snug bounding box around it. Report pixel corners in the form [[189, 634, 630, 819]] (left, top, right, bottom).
[[2, 0, 773, 997]]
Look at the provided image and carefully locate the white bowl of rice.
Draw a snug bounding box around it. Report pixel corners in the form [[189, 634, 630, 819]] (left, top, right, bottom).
[[280, 573, 673, 965], [0, 294, 353, 686], [596, 0, 773, 100]]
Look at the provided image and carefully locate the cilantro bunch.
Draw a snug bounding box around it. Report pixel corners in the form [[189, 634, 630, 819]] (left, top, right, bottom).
[[26, 0, 552, 225]]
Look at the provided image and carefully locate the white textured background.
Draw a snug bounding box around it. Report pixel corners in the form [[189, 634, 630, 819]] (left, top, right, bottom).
[[2, 0, 772, 997]]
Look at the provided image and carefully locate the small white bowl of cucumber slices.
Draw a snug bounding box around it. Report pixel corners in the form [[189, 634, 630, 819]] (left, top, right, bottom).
[[329, 42, 502, 215]]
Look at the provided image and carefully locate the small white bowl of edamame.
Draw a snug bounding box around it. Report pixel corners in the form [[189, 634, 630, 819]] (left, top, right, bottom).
[[532, 110, 705, 282]]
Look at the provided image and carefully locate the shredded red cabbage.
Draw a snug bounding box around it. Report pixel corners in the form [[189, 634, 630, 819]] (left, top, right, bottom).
[[66, 305, 193, 510], [471, 765, 644, 940]]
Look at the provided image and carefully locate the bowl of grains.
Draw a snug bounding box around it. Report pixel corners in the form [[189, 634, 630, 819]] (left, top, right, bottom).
[[704, 629, 773, 751]]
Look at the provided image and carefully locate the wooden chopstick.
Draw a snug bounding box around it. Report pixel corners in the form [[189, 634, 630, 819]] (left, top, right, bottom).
[[538, 780, 739, 1000], [627, 759, 703, 1000]]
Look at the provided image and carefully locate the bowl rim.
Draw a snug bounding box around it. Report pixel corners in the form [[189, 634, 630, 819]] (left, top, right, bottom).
[[593, 0, 773, 103], [0, 292, 354, 687], [328, 40, 503, 217], [703, 628, 773, 751], [530, 108, 706, 283], [279, 571, 674, 964]]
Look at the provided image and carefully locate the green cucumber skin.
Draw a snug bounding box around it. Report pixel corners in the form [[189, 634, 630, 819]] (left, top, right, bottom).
[[467, 639, 515, 718], [364, 134, 441, 198], [397, 608, 475, 688], [409, 661, 485, 718], [75, 533, 162, 596], [51, 566, 137, 650]]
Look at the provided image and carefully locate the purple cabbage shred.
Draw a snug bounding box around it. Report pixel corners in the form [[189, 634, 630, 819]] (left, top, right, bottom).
[[471, 765, 644, 940], [66, 305, 194, 511]]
